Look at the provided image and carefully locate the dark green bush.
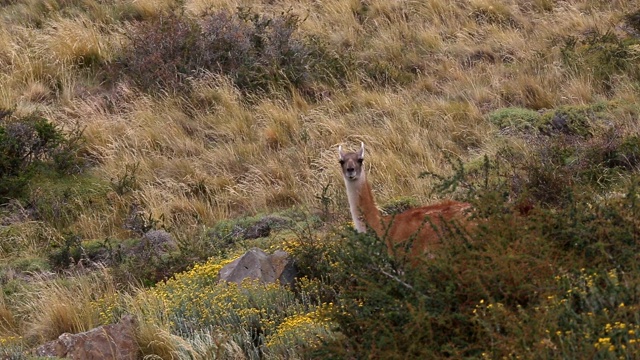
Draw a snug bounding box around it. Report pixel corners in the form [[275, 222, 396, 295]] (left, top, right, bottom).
[[113, 8, 347, 96], [614, 135, 640, 170], [0, 110, 84, 204], [47, 233, 84, 270], [538, 103, 610, 137], [114, 241, 185, 287], [513, 129, 638, 206], [487, 107, 541, 132], [299, 127, 640, 359], [314, 177, 640, 358]]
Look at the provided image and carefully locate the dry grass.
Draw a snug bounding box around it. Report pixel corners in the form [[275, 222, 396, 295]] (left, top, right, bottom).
[[40, 16, 106, 65], [0, 0, 637, 238], [125, 0, 177, 19], [0, 293, 20, 338], [124, 290, 179, 359], [0, 0, 635, 239], [15, 267, 117, 344], [0, 222, 62, 260], [1, 1, 639, 355]]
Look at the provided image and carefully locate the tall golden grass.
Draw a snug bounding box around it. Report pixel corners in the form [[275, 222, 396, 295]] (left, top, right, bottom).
[[1, 0, 636, 239], [1, 0, 639, 355], [18, 267, 116, 343]]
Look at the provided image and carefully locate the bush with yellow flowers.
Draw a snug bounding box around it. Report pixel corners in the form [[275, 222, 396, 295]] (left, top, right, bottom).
[[150, 255, 335, 357]]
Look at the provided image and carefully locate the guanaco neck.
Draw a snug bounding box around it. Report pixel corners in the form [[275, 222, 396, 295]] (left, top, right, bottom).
[[345, 171, 385, 237]]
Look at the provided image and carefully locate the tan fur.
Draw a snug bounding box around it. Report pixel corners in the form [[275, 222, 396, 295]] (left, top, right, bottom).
[[339, 142, 472, 258]]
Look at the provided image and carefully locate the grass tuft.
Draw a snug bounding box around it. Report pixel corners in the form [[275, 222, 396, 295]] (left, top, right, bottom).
[[20, 267, 117, 344]]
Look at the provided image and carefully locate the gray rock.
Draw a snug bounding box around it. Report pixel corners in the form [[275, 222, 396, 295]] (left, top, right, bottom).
[[218, 248, 296, 286], [243, 216, 292, 240], [35, 315, 138, 359], [142, 229, 178, 253]]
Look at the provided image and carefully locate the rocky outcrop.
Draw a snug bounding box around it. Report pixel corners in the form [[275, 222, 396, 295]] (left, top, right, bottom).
[[35, 315, 138, 359], [218, 248, 296, 286]]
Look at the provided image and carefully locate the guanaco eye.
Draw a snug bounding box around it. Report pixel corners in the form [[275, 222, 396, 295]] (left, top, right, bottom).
[[339, 160, 345, 165], [357, 159, 363, 164]]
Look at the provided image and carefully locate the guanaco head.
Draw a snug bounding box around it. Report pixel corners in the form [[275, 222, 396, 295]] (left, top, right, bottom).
[[339, 142, 365, 181]]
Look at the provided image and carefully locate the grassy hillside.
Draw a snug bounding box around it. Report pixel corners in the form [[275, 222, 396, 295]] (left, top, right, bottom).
[[1, 0, 640, 358]]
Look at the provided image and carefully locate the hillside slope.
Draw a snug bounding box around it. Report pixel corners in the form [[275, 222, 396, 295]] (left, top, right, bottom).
[[1, 0, 640, 358]]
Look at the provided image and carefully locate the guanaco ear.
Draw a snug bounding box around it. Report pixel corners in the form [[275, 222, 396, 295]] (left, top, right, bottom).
[[357, 142, 365, 160], [338, 145, 345, 161]]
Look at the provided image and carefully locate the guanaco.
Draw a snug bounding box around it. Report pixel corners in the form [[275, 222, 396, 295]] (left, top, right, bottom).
[[339, 142, 472, 258]]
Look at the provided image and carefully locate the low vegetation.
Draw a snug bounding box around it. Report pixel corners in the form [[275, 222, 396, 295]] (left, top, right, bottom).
[[1, 0, 640, 359], [297, 131, 640, 358], [0, 109, 84, 203], [111, 7, 346, 95]]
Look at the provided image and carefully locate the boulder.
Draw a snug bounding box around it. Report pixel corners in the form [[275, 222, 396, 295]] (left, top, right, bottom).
[[242, 216, 291, 239], [35, 315, 138, 359], [218, 248, 296, 286], [141, 229, 178, 254], [125, 229, 178, 263]]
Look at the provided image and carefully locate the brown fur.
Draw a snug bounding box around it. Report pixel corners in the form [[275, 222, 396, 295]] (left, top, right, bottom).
[[339, 142, 472, 258]]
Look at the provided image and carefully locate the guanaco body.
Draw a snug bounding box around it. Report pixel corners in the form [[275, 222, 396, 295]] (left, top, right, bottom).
[[339, 142, 471, 258]]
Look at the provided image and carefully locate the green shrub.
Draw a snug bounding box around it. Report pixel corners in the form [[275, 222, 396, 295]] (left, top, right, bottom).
[[487, 107, 541, 132], [502, 128, 639, 206], [0, 111, 63, 203], [489, 103, 615, 138], [0, 111, 61, 175], [614, 135, 640, 170], [303, 128, 640, 359], [537, 104, 609, 137], [116, 240, 186, 287], [315, 175, 640, 358], [47, 233, 84, 270], [10, 256, 49, 273], [0, 110, 84, 203]]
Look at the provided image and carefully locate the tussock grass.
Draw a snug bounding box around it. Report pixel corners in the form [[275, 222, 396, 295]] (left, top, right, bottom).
[[16, 267, 117, 344], [0, 292, 20, 340], [38, 14, 119, 68], [1, 0, 636, 238], [0, 223, 62, 288], [1, 0, 640, 358], [124, 0, 177, 19]]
